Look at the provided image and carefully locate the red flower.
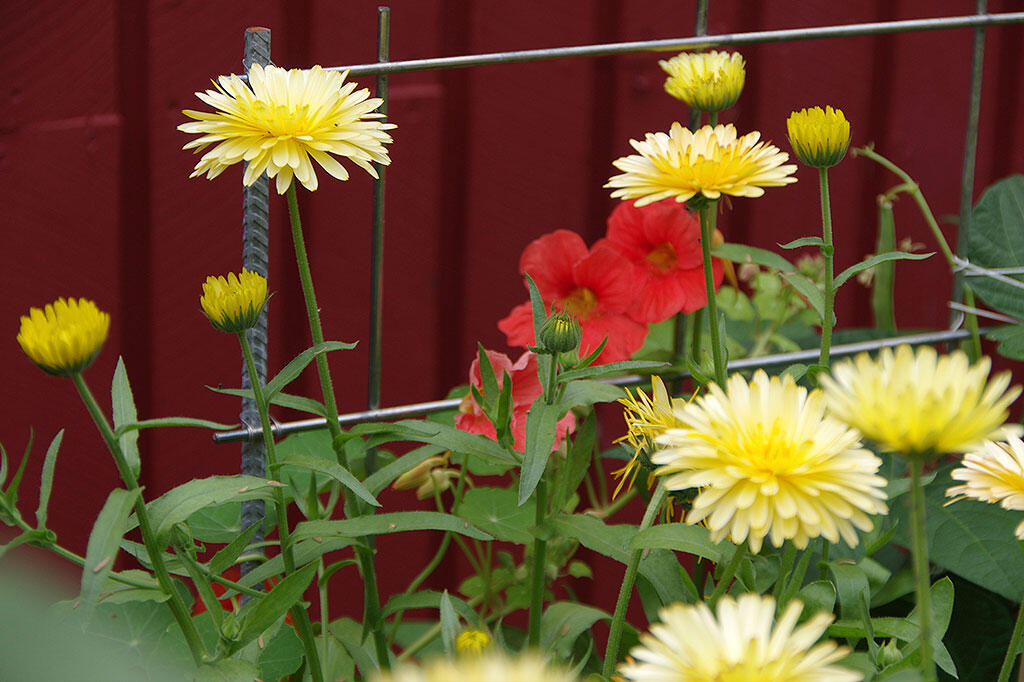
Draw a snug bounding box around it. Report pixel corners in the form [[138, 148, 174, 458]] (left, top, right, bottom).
[[498, 230, 648, 364], [456, 349, 575, 451], [597, 198, 724, 324]]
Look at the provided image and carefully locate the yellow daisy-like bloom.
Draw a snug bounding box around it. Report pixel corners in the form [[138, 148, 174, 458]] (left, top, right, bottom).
[[820, 345, 1021, 458], [179, 63, 395, 194], [455, 629, 491, 655], [369, 651, 577, 682], [613, 376, 690, 498], [618, 595, 859, 682], [606, 123, 797, 207], [654, 371, 888, 552], [200, 270, 269, 334], [18, 298, 111, 377], [946, 437, 1024, 539], [787, 106, 851, 169], [659, 50, 746, 113]]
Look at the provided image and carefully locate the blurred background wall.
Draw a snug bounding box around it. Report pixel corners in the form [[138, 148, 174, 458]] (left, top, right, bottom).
[[1, 0, 1022, 620]]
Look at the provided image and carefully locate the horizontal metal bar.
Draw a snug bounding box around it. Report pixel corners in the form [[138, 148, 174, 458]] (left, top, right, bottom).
[[329, 13, 1024, 77], [212, 327, 982, 443]]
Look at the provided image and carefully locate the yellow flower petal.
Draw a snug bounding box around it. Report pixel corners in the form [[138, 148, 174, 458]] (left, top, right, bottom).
[[17, 298, 110, 377], [200, 270, 269, 334], [659, 50, 746, 113], [787, 106, 851, 168]]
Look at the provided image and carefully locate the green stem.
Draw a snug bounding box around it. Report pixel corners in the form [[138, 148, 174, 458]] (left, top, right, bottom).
[[239, 334, 325, 682], [780, 544, 816, 608], [818, 167, 835, 368], [708, 542, 745, 609], [602, 481, 668, 679], [997, 591, 1024, 682], [698, 203, 726, 386], [527, 478, 548, 647], [388, 531, 454, 643], [772, 542, 796, 603], [285, 183, 390, 668], [689, 307, 704, 368], [909, 456, 936, 682], [71, 373, 208, 665]]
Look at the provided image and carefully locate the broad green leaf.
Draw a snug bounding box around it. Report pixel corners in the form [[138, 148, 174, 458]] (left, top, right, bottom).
[[518, 401, 559, 506], [264, 340, 357, 400], [458, 487, 534, 544], [628, 523, 724, 563], [539, 602, 608, 658], [113, 417, 233, 438], [144, 475, 281, 544], [967, 175, 1024, 319], [796, 580, 837, 616], [293, 511, 493, 542], [80, 488, 142, 620], [95, 569, 166, 605], [208, 386, 326, 417], [439, 590, 459, 655], [196, 659, 260, 682], [35, 430, 63, 528], [112, 358, 140, 479], [557, 361, 666, 383], [780, 272, 824, 319], [382, 590, 478, 623], [362, 444, 446, 496], [280, 453, 378, 507], [257, 622, 304, 682], [713, 243, 796, 272], [833, 251, 932, 289], [556, 380, 624, 411], [186, 501, 274, 544], [986, 324, 1024, 361], [353, 420, 516, 467], [331, 617, 380, 677], [825, 559, 874, 648], [66, 599, 187, 678], [779, 236, 826, 249], [236, 562, 318, 648], [551, 412, 595, 514]]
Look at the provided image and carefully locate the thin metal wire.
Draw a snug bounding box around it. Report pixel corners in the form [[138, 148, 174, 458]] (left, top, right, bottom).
[[213, 327, 980, 444], [327, 12, 1024, 77]]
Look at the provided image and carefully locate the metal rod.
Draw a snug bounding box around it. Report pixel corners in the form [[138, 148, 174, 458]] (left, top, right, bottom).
[[213, 327, 982, 444], [324, 13, 1024, 77]]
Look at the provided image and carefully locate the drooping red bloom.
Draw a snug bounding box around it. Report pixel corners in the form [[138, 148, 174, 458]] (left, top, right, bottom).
[[498, 230, 648, 364], [597, 198, 725, 324], [455, 349, 575, 451]]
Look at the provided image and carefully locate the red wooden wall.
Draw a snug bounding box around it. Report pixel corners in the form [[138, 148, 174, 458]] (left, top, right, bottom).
[[2, 0, 1023, 625]]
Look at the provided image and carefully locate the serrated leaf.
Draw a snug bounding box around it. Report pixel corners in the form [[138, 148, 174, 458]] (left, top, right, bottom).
[[80, 488, 142, 621], [35, 430, 63, 528], [264, 340, 357, 400], [280, 453, 378, 507], [112, 358, 141, 479], [833, 251, 933, 289]]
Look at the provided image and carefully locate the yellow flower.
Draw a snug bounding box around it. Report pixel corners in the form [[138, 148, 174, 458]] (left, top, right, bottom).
[[654, 371, 887, 552], [947, 436, 1024, 539], [200, 270, 269, 334], [179, 63, 395, 194], [613, 376, 689, 498], [787, 106, 851, 169], [820, 345, 1021, 457], [369, 651, 577, 682], [618, 595, 859, 682], [18, 298, 110, 377], [659, 51, 745, 113], [455, 629, 491, 655], [606, 123, 797, 207]]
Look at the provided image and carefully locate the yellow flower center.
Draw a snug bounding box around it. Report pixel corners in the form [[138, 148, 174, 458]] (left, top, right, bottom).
[[562, 287, 597, 318], [645, 242, 678, 273], [251, 101, 315, 139]]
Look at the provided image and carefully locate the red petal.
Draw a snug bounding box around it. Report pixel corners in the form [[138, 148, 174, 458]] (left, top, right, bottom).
[[519, 230, 588, 300]]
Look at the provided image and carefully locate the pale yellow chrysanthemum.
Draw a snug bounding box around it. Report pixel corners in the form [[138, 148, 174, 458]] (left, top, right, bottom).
[[947, 437, 1024, 539], [654, 371, 887, 553], [18, 298, 111, 377], [787, 106, 851, 169], [369, 651, 577, 682], [606, 123, 797, 207], [659, 51, 746, 113], [455, 629, 491, 655], [179, 63, 395, 194], [613, 376, 690, 498], [821, 345, 1021, 457], [200, 270, 268, 334], [618, 595, 859, 682]]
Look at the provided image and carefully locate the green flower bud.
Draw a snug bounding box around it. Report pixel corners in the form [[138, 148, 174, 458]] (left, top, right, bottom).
[[538, 309, 582, 354]]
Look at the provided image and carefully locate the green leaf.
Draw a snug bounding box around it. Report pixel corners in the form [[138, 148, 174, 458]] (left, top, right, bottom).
[[209, 386, 326, 417], [353, 420, 516, 467], [293, 511, 493, 542], [439, 590, 459, 655], [779, 236, 826, 249], [79, 488, 142, 620], [113, 417, 234, 438], [458, 487, 534, 544], [477, 343, 500, 411], [967, 175, 1024, 319], [551, 412, 595, 514], [540, 602, 608, 658], [628, 523, 724, 563], [780, 272, 825, 319], [556, 380, 624, 411], [518, 401, 560, 505], [557, 361, 666, 383], [2, 430, 34, 505], [111, 358, 141, 479], [263, 340, 357, 400], [143, 475, 281, 544], [381, 590, 478, 623], [713, 243, 796, 272], [796, 580, 837, 616], [362, 444, 447, 496], [257, 622, 304, 682], [985, 324, 1024, 361], [196, 659, 260, 682], [330, 617, 379, 677], [279, 453, 379, 507], [236, 537, 354, 589], [186, 502, 271, 544], [35, 430, 63, 529], [207, 522, 263, 576], [833, 251, 933, 289], [236, 562, 318, 648]]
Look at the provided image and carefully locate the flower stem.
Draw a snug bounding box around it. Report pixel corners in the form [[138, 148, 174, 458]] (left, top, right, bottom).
[[602, 481, 668, 679], [284, 183, 390, 668], [997, 591, 1024, 682], [909, 456, 936, 681], [527, 478, 548, 647], [239, 333, 325, 682], [817, 167, 836, 369], [708, 542, 745, 610], [698, 203, 726, 386], [70, 373, 207, 666]]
